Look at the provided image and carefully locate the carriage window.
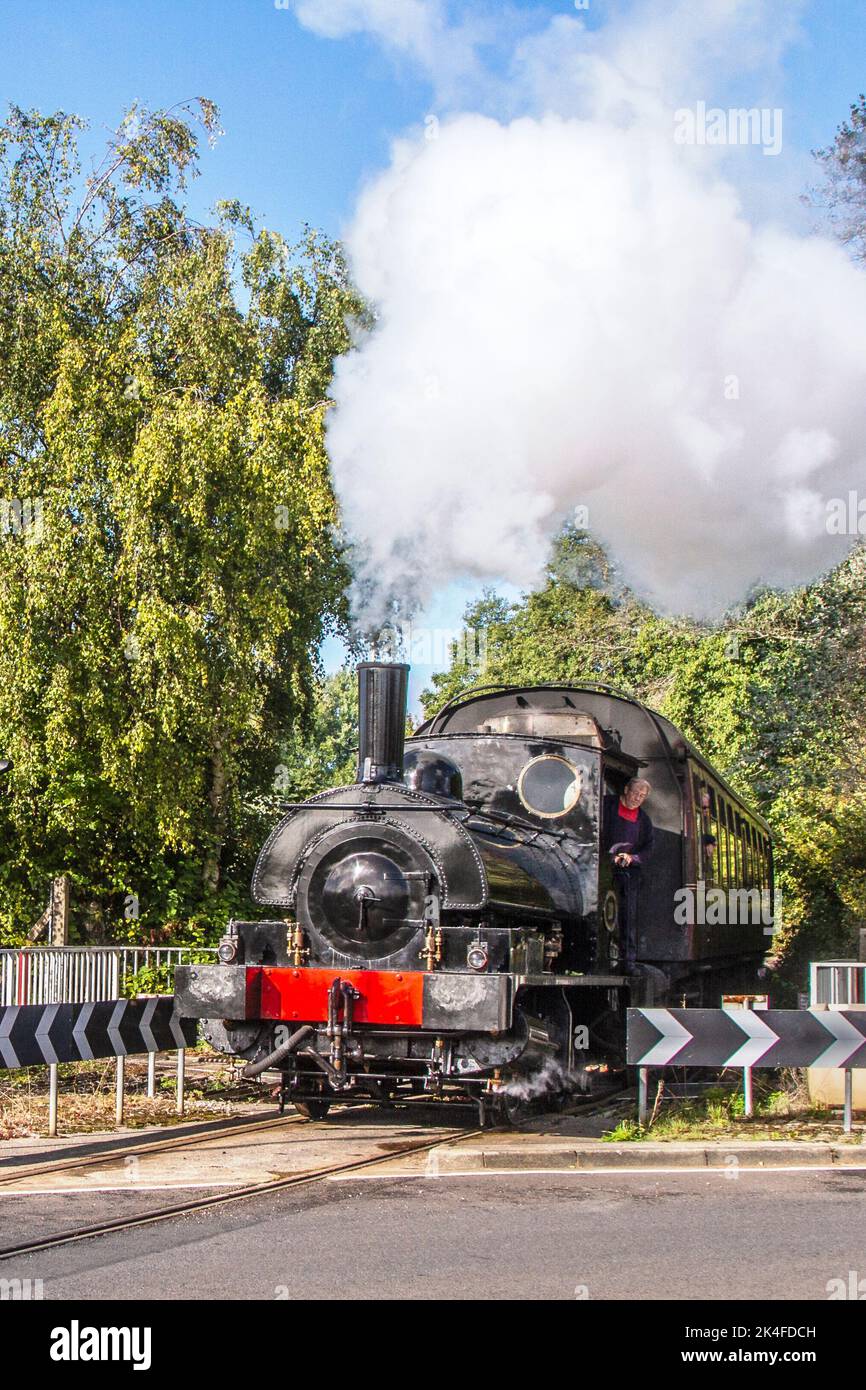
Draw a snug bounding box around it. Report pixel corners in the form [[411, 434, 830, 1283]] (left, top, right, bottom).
[[701, 784, 719, 883], [727, 803, 739, 883], [740, 819, 752, 887], [517, 755, 582, 818], [692, 774, 705, 877], [717, 800, 728, 884]]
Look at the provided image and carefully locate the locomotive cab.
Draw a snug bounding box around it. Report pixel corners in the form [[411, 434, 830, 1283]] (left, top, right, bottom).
[[406, 698, 642, 978]]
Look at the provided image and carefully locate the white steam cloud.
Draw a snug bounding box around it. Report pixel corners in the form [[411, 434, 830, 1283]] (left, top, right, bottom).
[[294, 0, 866, 620]]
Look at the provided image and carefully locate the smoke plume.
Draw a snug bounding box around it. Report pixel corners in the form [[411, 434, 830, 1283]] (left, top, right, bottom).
[[295, 0, 866, 621], [502, 1058, 586, 1105]]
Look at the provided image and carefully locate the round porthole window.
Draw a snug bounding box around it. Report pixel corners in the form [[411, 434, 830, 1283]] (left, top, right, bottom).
[[517, 754, 582, 819]]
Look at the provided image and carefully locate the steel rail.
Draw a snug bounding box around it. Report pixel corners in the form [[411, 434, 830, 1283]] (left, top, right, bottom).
[[0, 1125, 482, 1260], [0, 1112, 306, 1188], [0, 1086, 629, 1260]]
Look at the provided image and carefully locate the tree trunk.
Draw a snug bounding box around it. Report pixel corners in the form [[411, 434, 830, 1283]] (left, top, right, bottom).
[[203, 741, 226, 893]]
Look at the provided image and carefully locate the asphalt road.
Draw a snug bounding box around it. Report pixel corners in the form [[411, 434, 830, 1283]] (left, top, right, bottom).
[[5, 1167, 866, 1302]]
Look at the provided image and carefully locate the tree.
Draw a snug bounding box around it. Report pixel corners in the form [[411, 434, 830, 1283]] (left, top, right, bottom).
[[812, 94, 866, 260], [422, 527, 701, 716], [0, 102, 365, 943], [275, 667, 359, 804], [727, 549, 866, 982], [423, 527, 866, 994]]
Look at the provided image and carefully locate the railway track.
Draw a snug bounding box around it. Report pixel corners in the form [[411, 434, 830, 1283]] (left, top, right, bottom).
[[0, 1087, 627, 1262], [0, 1092, 475, 1188], [0, 1111, 306, 1188], [0, 1123, 482, 1261]]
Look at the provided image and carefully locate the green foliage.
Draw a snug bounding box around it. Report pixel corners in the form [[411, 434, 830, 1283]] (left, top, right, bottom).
[[603, 1118, 643, 1142], [275, 667, 359, 803], [0, 101, 365, 943], [423, 526, 866, 994], [423, 528, 667, 711], [812, 94, 866, 260], [122, 954, 212, 999], [603, 1079, 826, 1143], [760, 1090, 791, 1116]]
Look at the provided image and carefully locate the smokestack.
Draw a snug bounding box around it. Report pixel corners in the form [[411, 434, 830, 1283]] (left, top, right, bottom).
[[356, 662, 410, 784]]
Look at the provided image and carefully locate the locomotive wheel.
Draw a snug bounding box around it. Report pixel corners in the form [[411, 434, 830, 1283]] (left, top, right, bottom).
[[292, 1098, 332, 1120], [479, 1089, 528, 1129]]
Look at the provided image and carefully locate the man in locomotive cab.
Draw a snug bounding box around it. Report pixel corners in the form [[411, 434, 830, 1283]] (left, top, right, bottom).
[[603, 777, 654, 975]]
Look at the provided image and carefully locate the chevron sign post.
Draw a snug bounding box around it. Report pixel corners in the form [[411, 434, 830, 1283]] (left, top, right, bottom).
[[628, 1008, 866, 1069], [628, 1007, 866, 1133], [0, 998, 196, 1069]]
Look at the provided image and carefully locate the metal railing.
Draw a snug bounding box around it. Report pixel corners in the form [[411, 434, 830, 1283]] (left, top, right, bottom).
[[810, 961, 866, 1007], [0, 946, 216, 1006]]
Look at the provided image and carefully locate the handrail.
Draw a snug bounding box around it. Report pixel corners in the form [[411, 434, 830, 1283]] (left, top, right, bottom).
[[0, 945, 216, 1006]]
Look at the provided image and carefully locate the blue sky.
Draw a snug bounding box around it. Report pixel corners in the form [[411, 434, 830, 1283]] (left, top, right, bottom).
[[0, 0, 863, 705], [2, 1, 861, 254]]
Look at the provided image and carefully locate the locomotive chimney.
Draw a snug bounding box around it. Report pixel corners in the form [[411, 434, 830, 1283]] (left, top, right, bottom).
[[356, 661, 410, 784]]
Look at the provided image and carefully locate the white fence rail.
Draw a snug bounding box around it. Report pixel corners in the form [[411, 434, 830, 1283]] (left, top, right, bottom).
[[810, 961, 866, 1007], [0, 946, 215, 1006]]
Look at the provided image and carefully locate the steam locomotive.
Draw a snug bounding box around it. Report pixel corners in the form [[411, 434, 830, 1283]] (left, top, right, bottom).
[[175, 663, 773, 1123]]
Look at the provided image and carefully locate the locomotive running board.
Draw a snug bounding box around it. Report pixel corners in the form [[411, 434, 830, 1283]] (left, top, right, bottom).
[[514, 972, 628, 988], [175, 964, 511, 1033]]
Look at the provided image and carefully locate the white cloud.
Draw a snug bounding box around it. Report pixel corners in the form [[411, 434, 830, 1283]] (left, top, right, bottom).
[[292, 0, 495, 102], [293, 0, 866, 621], [294, 0, 442, 52]]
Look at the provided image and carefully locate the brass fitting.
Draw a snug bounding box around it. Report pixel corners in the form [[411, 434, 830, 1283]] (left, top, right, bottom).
[[286, 921, 308, 967], [420, 923, 443, 971]]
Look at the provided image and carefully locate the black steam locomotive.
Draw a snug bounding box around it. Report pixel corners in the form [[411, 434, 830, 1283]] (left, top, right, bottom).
[[176, 663, 773, 1122]]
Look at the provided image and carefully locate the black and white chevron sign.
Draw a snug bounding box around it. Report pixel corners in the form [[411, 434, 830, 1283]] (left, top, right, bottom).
[[0, 999, 196, 1070], [627, 1008, 866, 1069]]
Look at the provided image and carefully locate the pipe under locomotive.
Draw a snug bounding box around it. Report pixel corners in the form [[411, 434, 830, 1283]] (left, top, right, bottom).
[[176, 662, 771, 1122]]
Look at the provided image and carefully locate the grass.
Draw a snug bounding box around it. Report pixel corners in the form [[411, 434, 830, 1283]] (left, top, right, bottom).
[[602, 1075, 864, 1143]]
